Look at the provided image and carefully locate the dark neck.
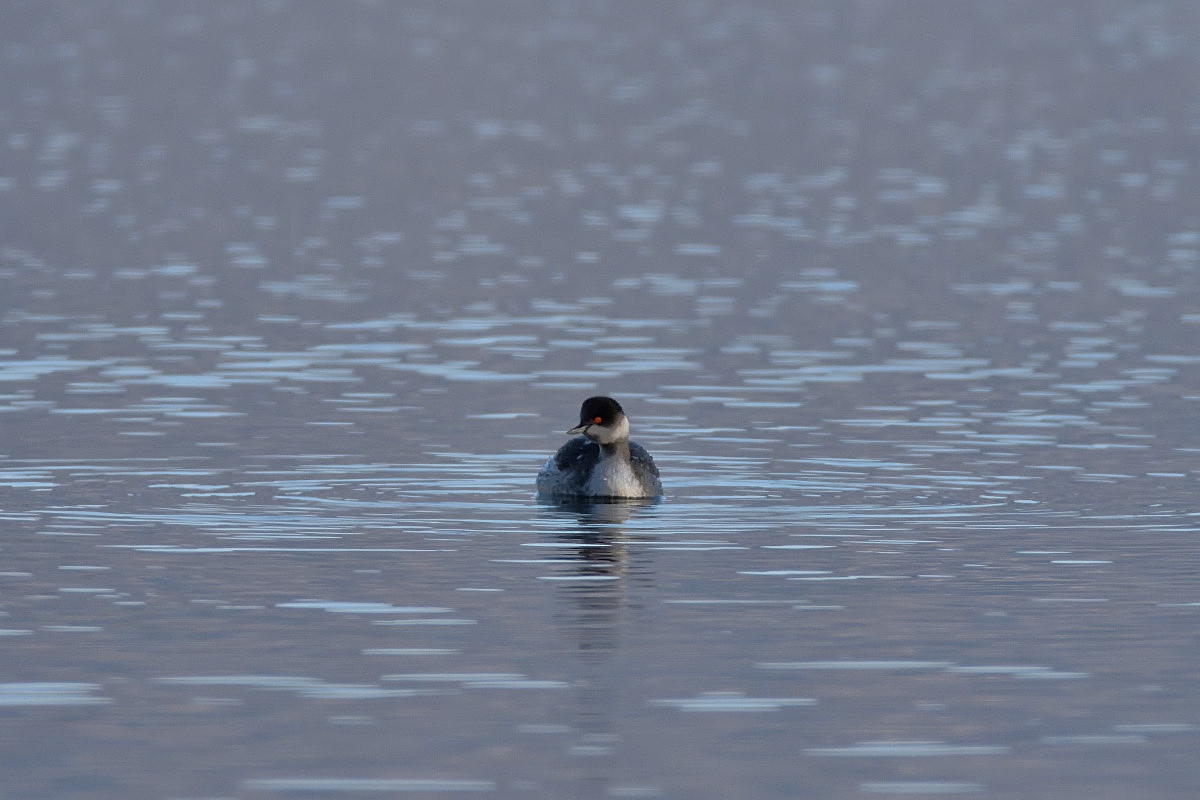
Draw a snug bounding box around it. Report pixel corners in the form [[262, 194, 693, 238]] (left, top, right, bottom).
[[600, 440, 630, 459]]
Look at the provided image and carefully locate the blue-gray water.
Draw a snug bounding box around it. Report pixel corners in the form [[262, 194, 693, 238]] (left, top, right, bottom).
[[3, 2, 1200, 798]]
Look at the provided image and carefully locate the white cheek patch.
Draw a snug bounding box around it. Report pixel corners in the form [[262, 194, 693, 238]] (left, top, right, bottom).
[[589, 416, 630, 445]]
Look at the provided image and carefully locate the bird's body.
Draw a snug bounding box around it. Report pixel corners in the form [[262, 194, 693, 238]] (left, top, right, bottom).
[[537, 396, 662, 499]]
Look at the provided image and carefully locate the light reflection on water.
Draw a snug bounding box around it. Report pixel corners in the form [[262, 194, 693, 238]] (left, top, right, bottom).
[[5, 449, 1197, 798], [4, 2, 1200, 799]]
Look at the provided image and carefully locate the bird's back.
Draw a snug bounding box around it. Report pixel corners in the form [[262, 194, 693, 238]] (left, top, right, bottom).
[[627, 441, 662, 494], [536, 437, 600, 496], [537, 436, 661, 498]]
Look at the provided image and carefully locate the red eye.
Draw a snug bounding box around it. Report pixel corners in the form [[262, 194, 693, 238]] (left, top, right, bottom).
[[593, 416, 603, 424]]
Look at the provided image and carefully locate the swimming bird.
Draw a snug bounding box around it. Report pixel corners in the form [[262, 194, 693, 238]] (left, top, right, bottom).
[[536, 396, 662, 499]]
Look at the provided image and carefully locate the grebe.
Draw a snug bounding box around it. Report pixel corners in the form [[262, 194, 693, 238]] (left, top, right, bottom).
[[536, 396, 662, 499]]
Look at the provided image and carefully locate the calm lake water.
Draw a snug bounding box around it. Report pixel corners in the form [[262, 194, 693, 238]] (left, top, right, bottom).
[[3, 2, 1200, 798]]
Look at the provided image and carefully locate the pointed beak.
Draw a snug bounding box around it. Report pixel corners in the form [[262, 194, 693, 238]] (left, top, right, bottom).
[[567, 422, 590, 435]]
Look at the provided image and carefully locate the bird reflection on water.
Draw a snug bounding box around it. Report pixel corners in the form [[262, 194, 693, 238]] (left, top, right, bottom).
[[533, 496, 660, 783], [535, 496, 659, 578]]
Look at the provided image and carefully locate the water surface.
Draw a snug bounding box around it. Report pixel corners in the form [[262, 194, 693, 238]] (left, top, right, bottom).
[[2, 3, 1200, 799]]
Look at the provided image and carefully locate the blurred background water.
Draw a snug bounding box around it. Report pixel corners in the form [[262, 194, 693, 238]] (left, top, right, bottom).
[[2, 2, 1200, 798]]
